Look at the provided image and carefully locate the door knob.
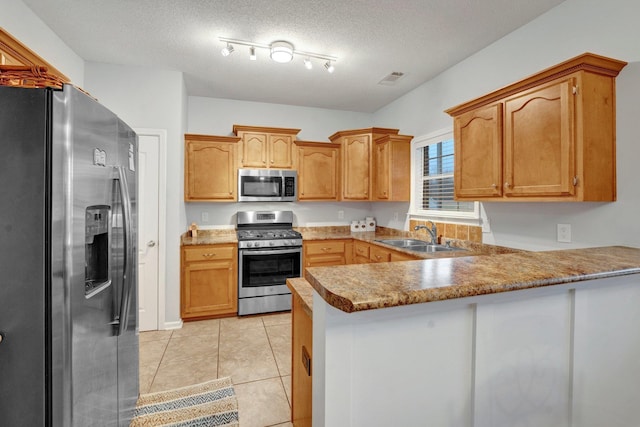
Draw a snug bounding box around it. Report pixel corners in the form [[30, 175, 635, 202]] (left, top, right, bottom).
[[147, 240, 156, 247]]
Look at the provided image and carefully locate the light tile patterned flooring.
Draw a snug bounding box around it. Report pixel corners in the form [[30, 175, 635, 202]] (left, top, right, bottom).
[[139, 312, 294, 427]]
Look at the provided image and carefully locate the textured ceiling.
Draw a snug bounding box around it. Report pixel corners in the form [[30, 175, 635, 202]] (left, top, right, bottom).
[[23, 0, 565, 113]]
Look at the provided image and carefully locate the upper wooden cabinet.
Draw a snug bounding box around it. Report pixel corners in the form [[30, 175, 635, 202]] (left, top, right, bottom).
[[446, 53, 627, 202], [373, 134, 413, 201], [329, 127, 408, 201], [1, 27, 70, 88], [184, 134, 240, 201], [295, 141, 341, 201], [233, 125, 300, 169], [453, 103, 503, 198]]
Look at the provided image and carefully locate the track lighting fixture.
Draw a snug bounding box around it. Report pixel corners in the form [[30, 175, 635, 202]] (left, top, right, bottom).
[[218, 37, 337, 72], [324, 60, 335, 73], [221, 43, 234, 57]]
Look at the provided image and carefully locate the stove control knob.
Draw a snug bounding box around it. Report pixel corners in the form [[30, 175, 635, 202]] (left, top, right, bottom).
[[246, 242, 252, 248], [253, 242, 259, 248], [269, 241, 275, 246]]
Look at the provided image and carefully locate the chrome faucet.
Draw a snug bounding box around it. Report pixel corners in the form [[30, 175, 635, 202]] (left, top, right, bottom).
[[414, 221, 438, 245]]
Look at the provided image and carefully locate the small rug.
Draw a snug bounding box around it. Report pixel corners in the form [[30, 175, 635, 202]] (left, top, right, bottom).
[[130, 377, 239, 427]]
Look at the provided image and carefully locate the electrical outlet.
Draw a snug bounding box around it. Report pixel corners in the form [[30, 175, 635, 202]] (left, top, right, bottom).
[[338, 210, 344, 220], [557, 223, 571, 243], [201, 212, 209, 223]]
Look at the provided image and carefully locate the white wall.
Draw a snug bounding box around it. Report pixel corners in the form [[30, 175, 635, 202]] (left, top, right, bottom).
[[83, 62, 186, 326], [1, 0, 84, 85], [186, 96, 376, 227], [373, 0, 640, 251]]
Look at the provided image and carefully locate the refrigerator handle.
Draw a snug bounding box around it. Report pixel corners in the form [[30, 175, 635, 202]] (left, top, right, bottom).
[[115, 165, 134, 336]]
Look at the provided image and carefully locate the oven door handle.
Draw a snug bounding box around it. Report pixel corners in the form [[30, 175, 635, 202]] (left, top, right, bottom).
[[239, 248, 302, 256]]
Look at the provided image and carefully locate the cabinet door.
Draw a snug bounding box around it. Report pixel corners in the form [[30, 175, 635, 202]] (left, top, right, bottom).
[[182, 258, 237, 319], [185, 140, 236, 200], [342, 135, 371, 200], [504, 78, 576, 197], [241, 132, 268, 167], [374, 140, 390, 200], [353, 241, 371, 264], [269, 134, 294, 168], [298, 145, 339, 200], [454, 103, 503, 198]]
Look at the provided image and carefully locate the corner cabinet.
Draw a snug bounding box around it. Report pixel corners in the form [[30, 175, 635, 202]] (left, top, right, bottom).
[[295, 141, 341, 201], [329, 127, 408, 201], [181, 244, 238, 320], [233, 125, 300, 169], [446, 52, 627, 202], [184, 134, 240, 201]]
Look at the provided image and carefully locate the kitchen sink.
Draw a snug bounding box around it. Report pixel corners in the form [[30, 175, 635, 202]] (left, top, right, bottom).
[[375, 239, 468, 253]]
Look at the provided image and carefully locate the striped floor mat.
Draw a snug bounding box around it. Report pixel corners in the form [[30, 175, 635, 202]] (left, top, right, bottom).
[[130, 377, 239, 426]]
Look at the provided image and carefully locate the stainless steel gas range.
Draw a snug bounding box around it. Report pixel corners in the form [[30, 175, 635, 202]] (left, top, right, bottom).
[[236, 211, 302, 315]]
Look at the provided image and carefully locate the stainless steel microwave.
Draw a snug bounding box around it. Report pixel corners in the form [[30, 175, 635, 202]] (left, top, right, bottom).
[[238, 169, 297, 202]]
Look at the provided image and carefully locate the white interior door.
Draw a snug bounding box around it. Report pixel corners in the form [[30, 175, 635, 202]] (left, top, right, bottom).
[[137, 132, 161, 331]]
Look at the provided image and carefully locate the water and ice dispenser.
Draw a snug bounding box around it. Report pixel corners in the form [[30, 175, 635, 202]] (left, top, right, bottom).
[[84, 205, 111, 297]]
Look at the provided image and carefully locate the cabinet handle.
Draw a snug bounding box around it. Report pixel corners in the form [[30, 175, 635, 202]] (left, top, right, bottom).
[[202, 253, 216, 257], [573, 176, 578, 186], [504, 182, 510, 188], [375, 255, 381, 260], [271, 160, 274, 164], [492, 183, 497, 188]]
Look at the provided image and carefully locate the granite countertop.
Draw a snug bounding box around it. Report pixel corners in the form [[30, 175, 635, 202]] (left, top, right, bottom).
[[287, 277, 314, 317], [181, 226, 517, 259], [181, 229, 237, 246], [303, 246, 640, 313]]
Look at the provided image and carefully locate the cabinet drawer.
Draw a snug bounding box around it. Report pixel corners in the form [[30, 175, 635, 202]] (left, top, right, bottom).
[[305, 240, 346, 256], [183, 245, 235, 262], [369, 246, 391, 263], [305, 253, 346, 268], [354, 241, 370, 258]]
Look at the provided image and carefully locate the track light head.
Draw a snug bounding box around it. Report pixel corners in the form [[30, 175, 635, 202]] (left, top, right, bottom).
[[324, 61, 335, 73], [304, 58, 313, 70], [221, 43, 234, 57], [249, 46, 256, 60]]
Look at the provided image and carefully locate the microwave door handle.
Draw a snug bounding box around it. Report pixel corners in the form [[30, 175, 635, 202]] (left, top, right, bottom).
[[241, 248, 301, 256], [114, 165, 134, 336]]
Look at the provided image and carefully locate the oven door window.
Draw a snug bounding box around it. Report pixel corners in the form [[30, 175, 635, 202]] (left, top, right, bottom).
[[241, 250, 301, 287], [241, 176, 282, 197]]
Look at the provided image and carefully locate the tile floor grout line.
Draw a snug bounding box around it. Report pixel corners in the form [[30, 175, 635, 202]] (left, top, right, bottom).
[[147, 330, 172, 393]]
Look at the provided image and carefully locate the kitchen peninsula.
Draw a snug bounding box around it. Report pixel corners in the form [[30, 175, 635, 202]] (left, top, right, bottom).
[[294, 246, 640, 427]]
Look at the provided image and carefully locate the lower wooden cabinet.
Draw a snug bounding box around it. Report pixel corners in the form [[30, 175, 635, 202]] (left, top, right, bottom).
[[303, 239, 352, 269], [353, 241, 371, 264], [291, 291, 313, 427], [181, 244, 238, 320]]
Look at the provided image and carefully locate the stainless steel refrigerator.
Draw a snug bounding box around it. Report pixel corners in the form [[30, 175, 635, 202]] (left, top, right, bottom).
[[0, 84, 139, 426]]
